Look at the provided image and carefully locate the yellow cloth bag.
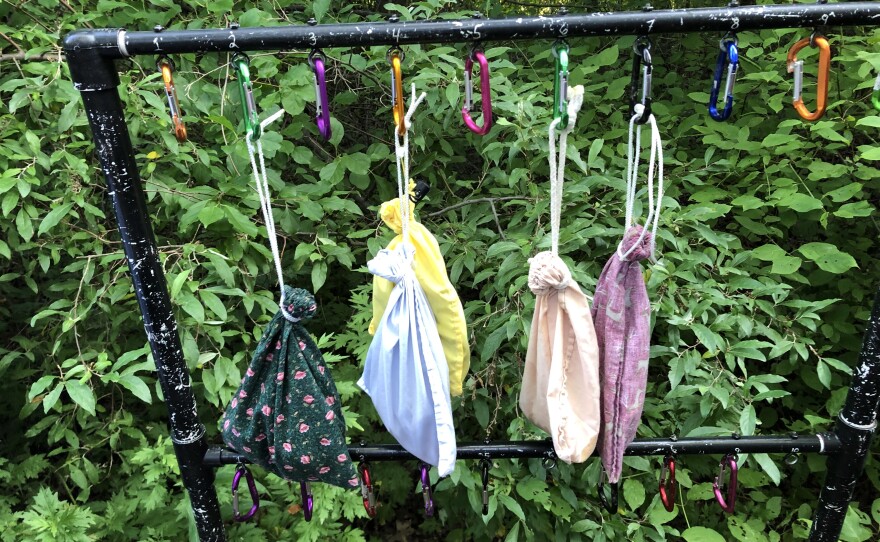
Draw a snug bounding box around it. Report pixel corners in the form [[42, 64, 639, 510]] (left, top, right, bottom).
[[368, 196, 470, 396]]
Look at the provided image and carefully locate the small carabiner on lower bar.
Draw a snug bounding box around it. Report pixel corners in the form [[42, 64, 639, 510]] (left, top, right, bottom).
[[787, 33, 831, 121], [598, 470, 619, 514], [231, 463, 259, 522], [713, 454, 738, 514], [479, 458, 491, 515], [630, 36, 653, 124], [462, 48, 493, 135], [419, 462, 435, 517], [358, 461, 378, 517], [551, 40, 570, 129], [388, 48, 406, 136], [157, 56, 187, 142], [308, 49, 332, 140], [871, 72, 880, 112], [709, 36, 738, 121], [300, 481, 314, 522], [659, 455, 677, 512]]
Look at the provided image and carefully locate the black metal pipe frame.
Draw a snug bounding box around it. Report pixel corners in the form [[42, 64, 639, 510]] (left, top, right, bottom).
[[64, 2, 880, 57], [62, 4, 880, 542], [204, 433, 841, 465]]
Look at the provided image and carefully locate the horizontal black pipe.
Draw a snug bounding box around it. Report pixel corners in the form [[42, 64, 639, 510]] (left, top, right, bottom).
[[64, 2, 880, 59], [204, 433, 840, 466]]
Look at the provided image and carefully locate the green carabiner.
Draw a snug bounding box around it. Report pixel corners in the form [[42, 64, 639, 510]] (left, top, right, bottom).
[[552, 41, 570, 129], [872, 73, 880, 112], [232, 54, 261, 140]]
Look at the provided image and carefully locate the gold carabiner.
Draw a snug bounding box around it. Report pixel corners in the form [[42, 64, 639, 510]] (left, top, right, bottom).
[[157, 57, 187, 142], [388, 48, 406, 136], [787, 34, 831, 121]]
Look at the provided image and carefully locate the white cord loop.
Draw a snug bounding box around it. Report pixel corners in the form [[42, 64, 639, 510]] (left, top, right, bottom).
[[618, 102, 664, 261], [244, 109, 301, 323], [547, 85, 585, 256], [392, 84, 427, 242]]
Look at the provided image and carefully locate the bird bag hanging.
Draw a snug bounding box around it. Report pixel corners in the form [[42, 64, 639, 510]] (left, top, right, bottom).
[[368, 194, 470, 397], [592, 92, 664, 484], [519, 85, 601, 464], [220, 111, 357, 489], [359, 86, 457, 476]]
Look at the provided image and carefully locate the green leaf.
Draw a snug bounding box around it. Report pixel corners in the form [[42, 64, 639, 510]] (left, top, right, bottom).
[[43, 383, 64, 413], [798, 242, 858, 273], [198, 204, 225, 227], [739, 404, 756, 435], [779, 193, 823, 212], [311, 260, 328, 291], [200, 290, 227, 321], [834, 201, 874, 219], [312, 0, 330, 22], [38, 202, 73, 235], [497, 494, 526, 522], [28, 375, 56, 401], [860, 147, 880, 161], [682, 527, 726, 542], [817, 359, 831, 388], [481, 325, 507, 362], [65, 381, 96, 416], [751, 244, 785, 261], [856, 116, 880, 128], [752, 453, 781, 485], [826, 182, 862, 203], [622, 478, 645, 510], [117, 375, 152, 404]]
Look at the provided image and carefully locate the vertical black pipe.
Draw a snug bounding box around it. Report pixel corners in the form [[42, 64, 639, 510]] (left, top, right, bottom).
[[809, 288, 880, 542], [65, 34, 226, 542]]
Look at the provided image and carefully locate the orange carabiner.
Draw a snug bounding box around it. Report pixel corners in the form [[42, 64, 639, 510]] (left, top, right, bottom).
[[388, 49, 406, 136], [787, 34, 831, 121], [158, 57, 187, 142]]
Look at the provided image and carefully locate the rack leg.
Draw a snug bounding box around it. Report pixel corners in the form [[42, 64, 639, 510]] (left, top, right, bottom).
[[809, 288, 880, 541], [67, 42, 226, 541]]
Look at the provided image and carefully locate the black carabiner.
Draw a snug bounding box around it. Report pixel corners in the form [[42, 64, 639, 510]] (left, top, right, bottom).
[[480, 458, 491, 515], [629, 37, 653, 124], [598, 471, 619, 514]]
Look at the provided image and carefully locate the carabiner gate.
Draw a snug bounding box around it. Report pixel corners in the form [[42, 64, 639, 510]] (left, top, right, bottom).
[[231, 54, 261, 139], [309, 49, 332, 140], [713, 454, 738, 514], [419, 462, 435, 517], [231, 463, 259, 522], [659, 455, 677, 512], [157, 56, 187, 143], [552, 41, 570, 128], [709, 37, 739, 121], [787, 34, 831, 121], [462, 48, 493, 135], [388, 48, 406, 136], [630, 37, 653, 124]]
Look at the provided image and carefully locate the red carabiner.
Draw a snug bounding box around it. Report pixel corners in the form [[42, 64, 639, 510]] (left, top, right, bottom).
[[713, 454, 738, 514], [358, 462, 377, 517], [462, 49, 493, 135], [659, 455, 676, 512]]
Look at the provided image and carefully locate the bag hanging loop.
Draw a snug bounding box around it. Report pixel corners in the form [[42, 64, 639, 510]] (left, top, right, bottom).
[[231, 463, 260, 522], [308, 49, 332, 140], [462, 47, 493, 135]]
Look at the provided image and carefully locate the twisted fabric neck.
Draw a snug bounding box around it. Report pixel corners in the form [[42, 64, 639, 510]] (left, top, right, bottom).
[[244, 110, 300, 323], [392, 84, 427, 243]]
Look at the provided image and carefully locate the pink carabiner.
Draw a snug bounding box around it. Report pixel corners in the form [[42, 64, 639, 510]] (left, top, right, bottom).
[[462, 49, 493, 135], [713, 454, 738, 514]]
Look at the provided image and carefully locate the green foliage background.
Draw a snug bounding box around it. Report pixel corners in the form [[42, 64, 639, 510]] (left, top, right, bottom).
[[2, 0, 880, 540]]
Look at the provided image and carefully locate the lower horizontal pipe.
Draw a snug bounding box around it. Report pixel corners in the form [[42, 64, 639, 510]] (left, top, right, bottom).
[[204, 433, 840, 466]]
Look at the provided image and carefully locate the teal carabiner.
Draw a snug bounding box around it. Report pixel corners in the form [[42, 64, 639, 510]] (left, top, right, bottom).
[[232, 54, 261, 140], [552, 41, 570, 128]]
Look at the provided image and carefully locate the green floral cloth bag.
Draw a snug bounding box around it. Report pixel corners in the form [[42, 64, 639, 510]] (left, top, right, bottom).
[[221, 286, 358, 489]]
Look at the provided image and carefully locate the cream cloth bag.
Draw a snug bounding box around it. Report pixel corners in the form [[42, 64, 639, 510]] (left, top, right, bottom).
[[519, 86, 601, 464]]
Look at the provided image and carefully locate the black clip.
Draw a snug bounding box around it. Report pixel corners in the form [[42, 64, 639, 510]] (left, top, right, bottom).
[[409, 179, 431, 203], [629, 36, 653, 125]]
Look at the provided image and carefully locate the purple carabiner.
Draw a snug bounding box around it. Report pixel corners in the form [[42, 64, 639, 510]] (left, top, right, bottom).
[[419, 463, 435, 517], [300, 481, 314, 522], [713, 454, 738, 514], [309, 50, 332, 140], [232, 464, 259, 522], [462, 49, 493, 135]]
